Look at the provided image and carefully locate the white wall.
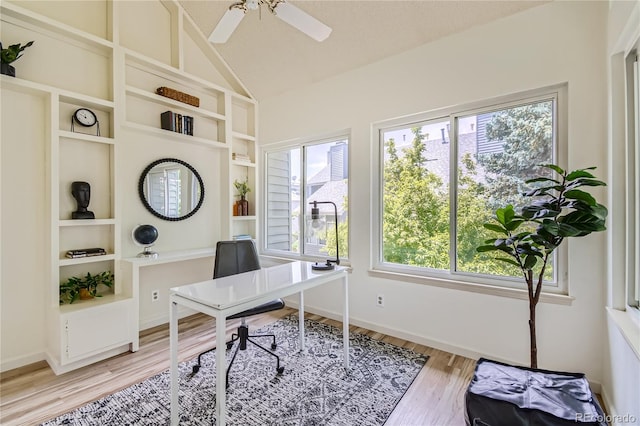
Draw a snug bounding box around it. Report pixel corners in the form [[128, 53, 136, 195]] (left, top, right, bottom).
[[260, 1, 609, 382], [603, 0, 640, 423], [0, 89, 48, 369]]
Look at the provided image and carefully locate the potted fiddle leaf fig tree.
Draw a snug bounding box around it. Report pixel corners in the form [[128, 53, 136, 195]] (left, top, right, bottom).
[[0, 41, 34, 77], [476, 164, 607, 368]]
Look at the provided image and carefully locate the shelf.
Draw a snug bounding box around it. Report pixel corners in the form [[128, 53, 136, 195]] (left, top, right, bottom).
[[232, 160, 256, 168], [59, 130, 115, 145], [123, 247, 216, 266], [123, 121, 227, 149], [0, 75, 50, 97], [59, 219, 116, 227], [0, 76, 115, 111], [0, 2, 113, 54], [125, 86, 225, 121], [232, 215, 257, 221], [123, 48, 228, 96], [58, 92, 114, 111], [59, 254, 116, 267], [232, 132, 255, 142], [58, 293, 133, 314]]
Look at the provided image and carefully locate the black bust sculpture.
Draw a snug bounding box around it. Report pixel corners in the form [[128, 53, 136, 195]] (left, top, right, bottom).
[[71, 181, 95, 219]]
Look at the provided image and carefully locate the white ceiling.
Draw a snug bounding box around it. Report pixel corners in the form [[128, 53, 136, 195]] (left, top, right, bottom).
[[180, 1, 547, 100]]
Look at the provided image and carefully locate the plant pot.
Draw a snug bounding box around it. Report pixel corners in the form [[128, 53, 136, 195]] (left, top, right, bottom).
[[78, 288, 94, 300], [1, 63, 15, 77]]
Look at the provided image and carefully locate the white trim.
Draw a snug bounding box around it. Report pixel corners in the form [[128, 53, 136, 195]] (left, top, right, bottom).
[[282, 299, 603, 395], [607, 307, 640, 361], [0, 351, 47, 373], [370, 84, 569, 295], [260, 130, 351, 261], [368, 269, 573, 305]]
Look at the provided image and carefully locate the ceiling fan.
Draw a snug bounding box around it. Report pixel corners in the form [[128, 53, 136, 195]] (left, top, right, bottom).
[[208, 0, 332, 44]]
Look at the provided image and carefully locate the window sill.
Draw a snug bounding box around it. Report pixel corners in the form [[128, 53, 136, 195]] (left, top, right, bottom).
[[368, 268, 574, 305], [606, 307, 640, 361]]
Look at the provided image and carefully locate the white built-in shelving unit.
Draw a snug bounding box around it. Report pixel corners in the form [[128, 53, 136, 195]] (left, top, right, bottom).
[[0, 0, 258, 374]]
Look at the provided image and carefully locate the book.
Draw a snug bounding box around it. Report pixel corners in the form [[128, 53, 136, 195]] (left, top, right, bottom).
[[160, 111, 174, 131], [66, 247, 107, 258], [232, 234, 252, 240], [160, 111, 193, 136]]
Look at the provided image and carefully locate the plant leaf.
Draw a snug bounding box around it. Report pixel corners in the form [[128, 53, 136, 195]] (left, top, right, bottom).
[[564, 189, 596, 206], [539, 164, 565, 175], [483, 223, 507, 235], [494, 257, 521, 267]]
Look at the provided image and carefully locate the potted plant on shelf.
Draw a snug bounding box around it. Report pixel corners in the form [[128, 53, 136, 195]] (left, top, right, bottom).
[[476, 164, 607, 368], [1, 41, 34, 77], [59, 271, 114, 304], [233, 178, 251, 216]]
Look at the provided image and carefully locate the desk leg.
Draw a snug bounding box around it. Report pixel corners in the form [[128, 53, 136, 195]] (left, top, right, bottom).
[[170, 299, 179, 425], [343, 274, 350, 370], [215, 313, 226, 426], [298, 291, 305, 351]]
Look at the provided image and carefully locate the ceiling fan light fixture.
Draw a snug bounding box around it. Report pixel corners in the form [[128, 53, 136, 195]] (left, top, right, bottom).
[[273, 1, 332, 42], [208, 5, 246, 44], [208, 0, 332, 44]]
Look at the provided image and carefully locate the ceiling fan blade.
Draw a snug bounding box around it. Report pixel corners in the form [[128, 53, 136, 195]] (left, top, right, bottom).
[[209, 7, 246, 44], [273, 2, 332, 42]]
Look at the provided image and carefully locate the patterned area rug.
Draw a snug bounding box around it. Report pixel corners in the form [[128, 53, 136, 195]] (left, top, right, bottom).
[[42, 316, 428, 425]]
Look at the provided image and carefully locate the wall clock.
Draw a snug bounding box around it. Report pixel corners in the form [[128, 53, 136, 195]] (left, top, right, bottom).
[[71, 108, 100, 136]]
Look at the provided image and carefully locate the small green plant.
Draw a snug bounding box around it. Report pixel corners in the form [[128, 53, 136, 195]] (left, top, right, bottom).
[[233, 178, 251, 197], [477, 164, 607, 368], [59, 271, 114, 304], [1, 41, 34, 64]]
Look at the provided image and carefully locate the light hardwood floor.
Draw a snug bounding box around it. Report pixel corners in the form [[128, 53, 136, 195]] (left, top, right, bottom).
[[0, 308, 477, 425]]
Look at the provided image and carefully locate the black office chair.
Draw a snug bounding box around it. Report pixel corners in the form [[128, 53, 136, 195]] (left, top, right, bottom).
[[191, 240, 285, 387]]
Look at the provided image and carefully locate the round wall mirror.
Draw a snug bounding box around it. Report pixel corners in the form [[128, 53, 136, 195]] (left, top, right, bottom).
[[138, 158, 204, 221]]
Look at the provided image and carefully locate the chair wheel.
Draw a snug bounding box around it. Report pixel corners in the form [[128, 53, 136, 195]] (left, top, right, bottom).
[[271, 343, 277, 350], [226, 343, 233, 350], [192, 365, 200, 374], [276, 366, 284, 375]]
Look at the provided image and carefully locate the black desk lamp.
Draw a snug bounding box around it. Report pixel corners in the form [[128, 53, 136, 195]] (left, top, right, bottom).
[[309, 201, 340, 270]]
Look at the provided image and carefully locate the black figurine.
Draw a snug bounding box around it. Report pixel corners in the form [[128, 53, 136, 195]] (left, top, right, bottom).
[[71, 181, 95, 219]]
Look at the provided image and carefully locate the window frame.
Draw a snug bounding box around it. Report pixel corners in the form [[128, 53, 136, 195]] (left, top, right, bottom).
[[371, 85, 569, 295], [261, 130, 350, 263]]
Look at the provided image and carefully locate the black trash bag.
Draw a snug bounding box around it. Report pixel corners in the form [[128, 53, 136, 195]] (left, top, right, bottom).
[[464, 358, 608, 426]]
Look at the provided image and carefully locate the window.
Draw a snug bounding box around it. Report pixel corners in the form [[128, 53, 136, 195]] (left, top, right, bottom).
[[373, 86, 566, 291], [264, 134, 349, 261], [625, 45, 639, 308]]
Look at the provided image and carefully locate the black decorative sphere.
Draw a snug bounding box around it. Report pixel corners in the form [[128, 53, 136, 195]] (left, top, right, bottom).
[[133, 224, 158, 246]]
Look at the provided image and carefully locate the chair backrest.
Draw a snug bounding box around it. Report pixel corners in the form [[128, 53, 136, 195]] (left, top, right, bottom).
[[213, 240, 261, 278]]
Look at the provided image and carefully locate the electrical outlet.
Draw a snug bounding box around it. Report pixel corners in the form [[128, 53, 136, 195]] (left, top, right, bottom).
[[152, 290, 159, 302], [376, 294, 384, 307]]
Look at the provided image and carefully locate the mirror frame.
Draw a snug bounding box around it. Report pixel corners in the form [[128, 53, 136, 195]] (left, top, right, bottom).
[[138, 158, 205, 221]]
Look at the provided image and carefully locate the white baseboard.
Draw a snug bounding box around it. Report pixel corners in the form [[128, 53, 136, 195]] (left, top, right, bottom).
[[139, 306, 197, 331], [286, 301, 489, 361], [286, 301, 604, 392], [0, 351, 46, 373], [44, 345, 131, 375]]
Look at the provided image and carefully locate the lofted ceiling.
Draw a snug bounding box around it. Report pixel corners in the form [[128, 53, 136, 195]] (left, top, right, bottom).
[[180, 1, 548, 100]]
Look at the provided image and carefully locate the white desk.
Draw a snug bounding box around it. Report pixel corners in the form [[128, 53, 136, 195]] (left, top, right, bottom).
[[169, 261, 349, 426]]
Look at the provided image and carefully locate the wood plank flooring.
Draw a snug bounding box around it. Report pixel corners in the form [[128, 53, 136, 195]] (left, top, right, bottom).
[[0, 308, 477, 425]]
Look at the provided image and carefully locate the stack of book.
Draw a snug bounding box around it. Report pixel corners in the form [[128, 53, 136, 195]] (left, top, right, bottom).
[[232, 234, 252, 241], [161, 111, 194, 136], [232, 152, 251, 163], [66, 247, 107, 259]]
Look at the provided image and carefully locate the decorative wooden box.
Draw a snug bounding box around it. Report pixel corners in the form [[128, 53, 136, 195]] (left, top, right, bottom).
[[156, 87, 200, 107]]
